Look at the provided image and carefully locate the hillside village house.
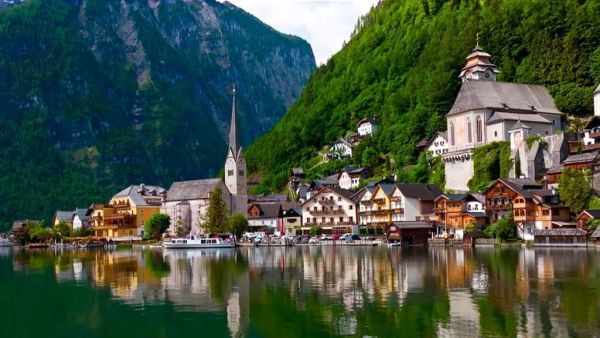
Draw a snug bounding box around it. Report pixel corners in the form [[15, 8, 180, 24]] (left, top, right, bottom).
[[338, 167, 371, 190], [358, 183, 443, 230], [72, 208, 90, 230], [546, 151, 600, 189], [330, 139, 354, 159], [442, 41, 564, 191], [53, 211, 75, 227], [282, 206, 303, 236], [301, 187, 357, 234], [357, 118, 380, 137], [483, 178, 571, 240], [247, 203, 282, 234], [582, 85, 600, 145], [576, 209, 600, 230], [425, 132, 449, 158], [91, 184, 164, 239], [434, 193, 487, 239], [162, 88, 248, 236]]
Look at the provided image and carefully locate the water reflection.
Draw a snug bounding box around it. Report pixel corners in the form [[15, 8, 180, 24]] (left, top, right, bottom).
[[2, 246, 600, 337]]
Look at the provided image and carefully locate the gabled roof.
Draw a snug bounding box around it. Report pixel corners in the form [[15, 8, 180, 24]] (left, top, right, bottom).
[[356, 118, 379, 128], [485, 178, 542, 198], [487, 112, 552, 125], [423, 132, 448, 149], [448, 80, 561, 116], [249, 194, 288, 204], [302, 187, 355, 206], [74, 208, 89, 221], [577, 209, 600, 220], [395, 184, 443, 201], [388, 221, 433, 230], [533, 228, 586, 237], [113, 184, 165, 206], [591, 228, 600, 238], [55, 211, 75, 222], [376, 183, 397, 197], [248, 203, 281, 219], [584, 116, 600, 131], [166, 179, 224, 202], [562, 151, 599, 165]]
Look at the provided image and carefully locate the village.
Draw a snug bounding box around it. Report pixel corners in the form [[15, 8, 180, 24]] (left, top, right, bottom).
[[5, 43, 600, 249]]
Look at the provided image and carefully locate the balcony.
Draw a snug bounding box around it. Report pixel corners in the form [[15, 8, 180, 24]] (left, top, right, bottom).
[[309, 209, 345, 216], [319, 199, 336, 206]]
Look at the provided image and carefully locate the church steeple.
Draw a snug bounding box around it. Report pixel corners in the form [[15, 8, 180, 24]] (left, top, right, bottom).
[[228, 85, 240, 158], [459, 33, 499, 82]]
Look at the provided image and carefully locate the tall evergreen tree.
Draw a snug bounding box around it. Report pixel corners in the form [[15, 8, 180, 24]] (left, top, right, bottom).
[[200, 186, 230, 234]]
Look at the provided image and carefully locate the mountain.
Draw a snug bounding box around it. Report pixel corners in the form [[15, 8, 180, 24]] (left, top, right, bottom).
[[0, 0, 315, 230], [246, 0, 600, 192]]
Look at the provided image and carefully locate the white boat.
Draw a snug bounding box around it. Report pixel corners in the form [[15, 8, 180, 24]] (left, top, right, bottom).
[[162, 236, 235, 249], [387, 242, 402, 247], [0, 238, 12, 247]]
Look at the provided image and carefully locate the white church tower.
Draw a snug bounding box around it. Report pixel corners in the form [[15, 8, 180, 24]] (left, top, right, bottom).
[[225, 86, 248, 216]]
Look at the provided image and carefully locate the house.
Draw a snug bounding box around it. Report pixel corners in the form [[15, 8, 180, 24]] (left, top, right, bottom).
[[394, 184, 443, 222], [483, 178, 542, 223], [576, 209, 600, 230], [162, 88, 248, 236], [483, 178, 571, 240], [90, 184, 164, 239], [301, 187, 357, 234], [53, 211, 75, 227], [247, 203, 282, 234], [591, 228, 600, 246], [357, 184, 403, 230], [162, 179, 231, 236], [443, 41, 563, 191], [282, 204, 303, 236], [434, 193, 487, 239], [330, 139, 354, 159], [11, 220, 39, 236], [72, 208, 90, 230], [546, 151, 600, 190], [425, 132, 449, 158], [357, 118, 380, 137], [385, 221, 433, 246], [533, 228, 587, 247], [291, 168, 305, 179], [248, 194, 288, 204], [582, 84, 600, 145], [338, 167, 371, 190]]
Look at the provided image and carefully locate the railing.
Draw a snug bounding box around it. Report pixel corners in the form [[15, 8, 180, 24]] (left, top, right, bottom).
[[309, 210, 345, 216], [318, 199, 336, 206]]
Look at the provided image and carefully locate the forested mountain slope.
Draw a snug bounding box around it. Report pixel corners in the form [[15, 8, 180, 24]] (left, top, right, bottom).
[[246, 0, 600, 192]]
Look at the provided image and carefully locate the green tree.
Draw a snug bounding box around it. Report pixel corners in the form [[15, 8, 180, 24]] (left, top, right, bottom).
[[361, 146, 379, 170], [586, 219, 600, 232], [428, 156, 445, 191], [52, 221, 71, 239], [559, 169, 593, 215], [201, 186, 229, 234], [72, 227, 93, 238], [410, 151, 429, 183], [588, 195, 600, 210], [227, 212, 249, 238], [144, 213, 171, 240], [484, 212, 516, 241], [309, 226, 323, 236]]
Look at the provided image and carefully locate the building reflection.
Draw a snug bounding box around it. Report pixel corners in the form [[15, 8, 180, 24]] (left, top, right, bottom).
[[5, 246, 600, 337]]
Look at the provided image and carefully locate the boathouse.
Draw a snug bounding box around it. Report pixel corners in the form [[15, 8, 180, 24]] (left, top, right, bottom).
[[386, 221, 433, 246], [533, 228, 587, 247]]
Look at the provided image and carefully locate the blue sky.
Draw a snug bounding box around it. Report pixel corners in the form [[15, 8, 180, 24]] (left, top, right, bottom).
[[220, 0, 379, 64]]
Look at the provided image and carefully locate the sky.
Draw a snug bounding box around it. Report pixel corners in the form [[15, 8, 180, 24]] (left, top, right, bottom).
[[219, 0, 380, 65]]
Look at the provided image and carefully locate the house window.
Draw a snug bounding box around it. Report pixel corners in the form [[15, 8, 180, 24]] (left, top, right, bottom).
[[339, 217, 343, 222], [467, 117, 472, 143], [450, 122, 455, 146], [228, 170, 234, 176], [349, 205, 353, 210], [338, 206, 342, 210], [476, 116, 483, 142], [338, 197, 342, 201], [321, 217, 326, 222], [349, 217, 353, 223], [330, 218, 334, 223], [239, 170, 244, 176]]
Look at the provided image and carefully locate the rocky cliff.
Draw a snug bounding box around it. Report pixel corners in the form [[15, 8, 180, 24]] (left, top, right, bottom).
[[0, 0, 315, 228]]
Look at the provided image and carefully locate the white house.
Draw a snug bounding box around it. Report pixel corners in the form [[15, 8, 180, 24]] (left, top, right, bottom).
[[357, 118, 380, 137], [301, 187, 357, 234], [72, 208, 89, 230], [330, 139, 354, 159], [247, 203, 282, 234], [393, 184, 443, 222], [338, 167, 371, 190], [582, 84, 600, 145], [426, 132, 449, 157]]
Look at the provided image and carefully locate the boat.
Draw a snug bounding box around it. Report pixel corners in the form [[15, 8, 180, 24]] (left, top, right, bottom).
[[387, 241, 402, 248], [0, 238, 12, 247], [163, 236, 235, 249], [27, 243, 48, 249]]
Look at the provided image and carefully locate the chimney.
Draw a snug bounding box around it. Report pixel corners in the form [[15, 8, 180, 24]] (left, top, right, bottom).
[[595, 84, 600, 116]]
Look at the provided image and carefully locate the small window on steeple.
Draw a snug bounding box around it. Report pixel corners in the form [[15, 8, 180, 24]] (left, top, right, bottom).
[[228, 170, 234, 176], [239, 170, 244, 176]]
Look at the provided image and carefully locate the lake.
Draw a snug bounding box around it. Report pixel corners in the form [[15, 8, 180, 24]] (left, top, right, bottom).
[[0, 246, 599, 337]]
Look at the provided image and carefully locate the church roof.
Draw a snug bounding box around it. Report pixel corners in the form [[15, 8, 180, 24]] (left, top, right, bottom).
[[448, 80, 561, 116], [166, 179, 225, 202], [228, 86, 241, 160], [487, 112, 552, 125]]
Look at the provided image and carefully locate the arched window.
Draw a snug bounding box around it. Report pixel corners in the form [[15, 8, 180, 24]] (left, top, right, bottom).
[[450, 122, 455, 146], [476, 116, 483, 142], [467, 117, 472, 143]]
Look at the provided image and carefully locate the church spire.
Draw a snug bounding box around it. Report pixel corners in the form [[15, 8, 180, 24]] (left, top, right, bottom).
[[458, 33, 499, 82], [228, 84, 239, 157]]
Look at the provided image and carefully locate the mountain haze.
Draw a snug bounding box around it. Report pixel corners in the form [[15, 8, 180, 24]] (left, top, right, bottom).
[[246, 0, 600, 192], [0, 0, 315, 229]]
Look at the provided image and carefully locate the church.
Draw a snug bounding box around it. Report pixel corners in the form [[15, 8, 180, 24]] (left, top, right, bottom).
[[442, 40, 564, 192], [162, 88, 248, 235]]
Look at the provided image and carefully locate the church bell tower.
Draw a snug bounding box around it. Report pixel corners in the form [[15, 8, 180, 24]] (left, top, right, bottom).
[[224, 85, 248, 216], [459, 34, 500, 82]]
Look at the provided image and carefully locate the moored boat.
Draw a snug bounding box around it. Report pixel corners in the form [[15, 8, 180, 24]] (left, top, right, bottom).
[[163, 236, 235, 249]]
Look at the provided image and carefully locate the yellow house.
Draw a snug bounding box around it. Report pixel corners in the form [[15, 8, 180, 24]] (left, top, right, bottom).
[[91, 184, 165, 239], [358, 184, 403, 230]]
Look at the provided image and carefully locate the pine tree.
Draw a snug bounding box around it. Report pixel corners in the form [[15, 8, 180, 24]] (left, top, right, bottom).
[[201, 186, 230, 234]]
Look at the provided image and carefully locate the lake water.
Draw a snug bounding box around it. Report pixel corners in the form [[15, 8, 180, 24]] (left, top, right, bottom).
[[1, 246, 599, 337]]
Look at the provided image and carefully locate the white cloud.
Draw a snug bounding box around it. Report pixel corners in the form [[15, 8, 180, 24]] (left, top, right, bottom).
[[219, 0, 379, 64]]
